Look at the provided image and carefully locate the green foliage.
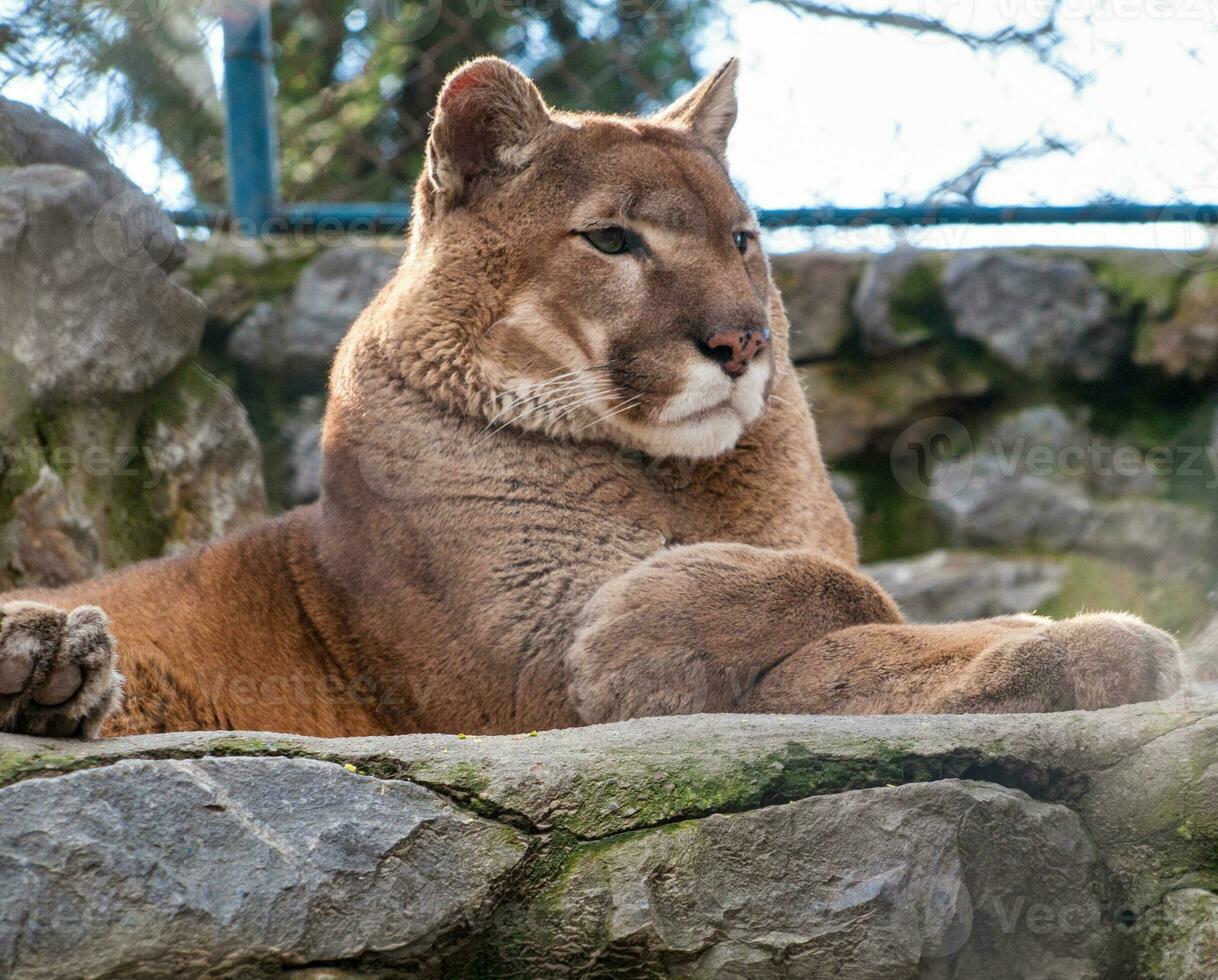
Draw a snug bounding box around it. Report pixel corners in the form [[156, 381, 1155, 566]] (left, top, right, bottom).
[[2, 0, 713, 203]]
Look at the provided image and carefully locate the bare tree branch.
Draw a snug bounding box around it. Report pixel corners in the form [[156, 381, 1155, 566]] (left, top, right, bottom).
[[924, 133, 1079, 205], [759, 0, 1090, 89]]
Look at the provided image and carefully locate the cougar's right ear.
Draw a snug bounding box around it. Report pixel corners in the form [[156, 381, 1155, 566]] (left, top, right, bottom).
[[426, 57, 552, 207]]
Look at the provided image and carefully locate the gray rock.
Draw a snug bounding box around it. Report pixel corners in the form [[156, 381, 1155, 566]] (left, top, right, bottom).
[[142, 371, 268, 554], [280, 394, 326, 506], [1136, 889, 1218, 979], [0, 756, 528, 979], [933, 455, 1213, 562], [769, 251, 859, 361], [5, 702, 1218, 978], [852, 247, 937, 354], [0, 465, 101, 587], [227, 246, 399, 376], [931, 407, 1213, 563], [0, 165, 204, 403], [829, 470, 863, 526], [0, 98, 183, 273], [866, 549, 1066, 622], [489, 781, 1107, 978], [1183, 612, 1218, 693], [982, 405, 1167, 499], [944, 252, 1121, 381]]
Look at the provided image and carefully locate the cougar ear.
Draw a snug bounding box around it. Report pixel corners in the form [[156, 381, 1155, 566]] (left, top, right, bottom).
[[655, 59, 739, 159], [427, 57, 551, 205]]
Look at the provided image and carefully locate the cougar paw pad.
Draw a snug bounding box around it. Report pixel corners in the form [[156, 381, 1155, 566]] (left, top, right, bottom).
[[0, 602, 123, 739]]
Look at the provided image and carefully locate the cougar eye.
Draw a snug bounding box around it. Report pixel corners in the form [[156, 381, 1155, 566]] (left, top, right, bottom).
[[582, 226, 630, 255], [733, 231, 753, 255]]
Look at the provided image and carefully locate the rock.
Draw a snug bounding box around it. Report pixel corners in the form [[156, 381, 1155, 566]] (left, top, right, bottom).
[[852, 247, 939, 354], [4, 702, 1218, 977], [0, 165, 204, 403], [866, 549, 1066, 623], [481, 781, 1107, 977], [1137, 889, 1218, 979], [227, 246, 399, 377], [769, 251, 858, 361], [1135, 273, 1218, 381], [1, 465, 101, 588], [142, 370, 267, 554], [931, 407, 1214, 564], [944, 252, 1121, 381], [0, 98, 183, 273], [0, 757, 529, 978], [280, 394, 326, 506], [982, 405, 1167, 500], [829, 470, 863, 525], [799, 351, 989, 461], [933, 453, 1213, 563]]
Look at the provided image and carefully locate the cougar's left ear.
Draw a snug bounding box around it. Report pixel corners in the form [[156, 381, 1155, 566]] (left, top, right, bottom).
[[427, 57, 552, 206], [655, 58, 739, 158]]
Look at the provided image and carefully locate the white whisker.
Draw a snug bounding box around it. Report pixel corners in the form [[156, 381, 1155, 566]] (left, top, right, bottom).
[[572, 398, 642, 435]]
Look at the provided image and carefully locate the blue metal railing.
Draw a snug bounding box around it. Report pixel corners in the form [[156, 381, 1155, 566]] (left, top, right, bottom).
[[186, 5, 1218, 235]]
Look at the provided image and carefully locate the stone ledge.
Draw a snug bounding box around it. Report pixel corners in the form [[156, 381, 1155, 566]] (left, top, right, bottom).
[[2, 700, 1217, 978]]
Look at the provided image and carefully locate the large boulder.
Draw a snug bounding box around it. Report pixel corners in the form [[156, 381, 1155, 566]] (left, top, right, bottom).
[[0, 166, 204, 404], [944, 252, 1122, 381], [0, 757, 527, 978], [0, 97, 183, 273], [0, 104, 266, 589], [227, 245, 400, 377], [3, 701, 1218, 977]]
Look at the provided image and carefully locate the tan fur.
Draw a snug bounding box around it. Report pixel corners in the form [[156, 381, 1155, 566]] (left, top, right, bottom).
[[0, 58, 1183, 738]]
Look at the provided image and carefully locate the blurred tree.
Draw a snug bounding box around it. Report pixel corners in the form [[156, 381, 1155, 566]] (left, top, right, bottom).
[[0, 0, 713, 203]]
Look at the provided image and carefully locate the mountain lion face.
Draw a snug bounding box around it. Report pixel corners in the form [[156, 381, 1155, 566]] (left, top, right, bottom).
[[406, 57, 779, 460]]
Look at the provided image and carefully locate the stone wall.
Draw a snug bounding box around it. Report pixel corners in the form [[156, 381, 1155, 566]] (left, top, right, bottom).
[[2, 701, 1217, 977]]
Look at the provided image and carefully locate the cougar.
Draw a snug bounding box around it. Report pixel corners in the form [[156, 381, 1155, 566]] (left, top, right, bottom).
[[0, 58, 1183, 739]]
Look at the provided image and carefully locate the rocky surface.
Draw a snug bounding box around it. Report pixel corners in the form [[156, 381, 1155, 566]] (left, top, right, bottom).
[[1135, 272, 1218, 381], [867, 549, 1065, 622], [852, 246, 938, 354], [930, 406, 1216, 565], [943, 251, 1121, 381], [799, 350, 989, 461], [0, 101, 266, 589], [227, 245, 399, 378], [769, 251, 859, 360], [2, 700, 1218, 978], [0, 165, 204, 404]]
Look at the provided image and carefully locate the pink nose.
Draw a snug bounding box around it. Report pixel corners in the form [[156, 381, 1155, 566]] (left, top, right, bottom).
[[701, 327, 770, 378]]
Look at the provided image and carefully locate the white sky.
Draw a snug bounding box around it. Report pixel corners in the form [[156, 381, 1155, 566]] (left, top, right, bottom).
[[5, 0, 1218, 252]]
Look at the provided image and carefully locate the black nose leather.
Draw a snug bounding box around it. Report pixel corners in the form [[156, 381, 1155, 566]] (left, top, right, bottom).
[[699, 327, 771, 378]]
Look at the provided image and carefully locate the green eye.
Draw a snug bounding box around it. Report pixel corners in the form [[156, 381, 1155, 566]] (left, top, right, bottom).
[[583, 226, 630, 254]]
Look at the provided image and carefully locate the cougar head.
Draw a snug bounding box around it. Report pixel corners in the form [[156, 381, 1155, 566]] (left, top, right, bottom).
[[398, 56, 779, 461]]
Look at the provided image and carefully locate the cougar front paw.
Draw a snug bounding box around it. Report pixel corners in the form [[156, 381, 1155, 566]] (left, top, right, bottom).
[[1043, 612, 1184, 709], [0, 602, 123, 738]]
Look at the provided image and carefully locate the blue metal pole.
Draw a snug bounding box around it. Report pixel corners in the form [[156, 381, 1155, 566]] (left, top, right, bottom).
[[221, 0, 277, 231]]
